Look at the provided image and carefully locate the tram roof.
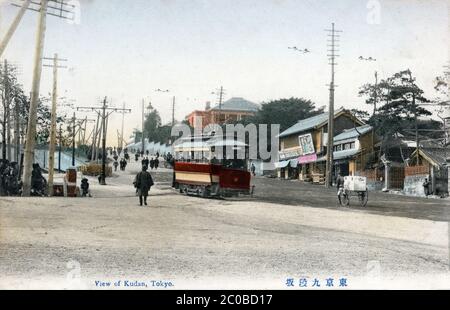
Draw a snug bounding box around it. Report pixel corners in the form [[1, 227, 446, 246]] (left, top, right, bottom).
[[173, 138, 247, 151]]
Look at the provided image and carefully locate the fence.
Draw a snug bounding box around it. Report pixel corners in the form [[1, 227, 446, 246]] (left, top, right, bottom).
[[405, 165, 429, 176], [357, 168, 383, 181], [390, 166, 405, 189], [356, 168, 384, 191], [357, 166, 404, 189]]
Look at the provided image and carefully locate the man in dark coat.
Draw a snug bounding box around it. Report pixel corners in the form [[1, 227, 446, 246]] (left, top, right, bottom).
[[336, 173, 344, 187], [31, 163, 47, 196], [0, 160, 8, 196], [251, 163, 256, 176], [141, 156, 149, 170], [423, 178, 431, 197], [120, 158, 127, 171], [133, 165, 154, 206], [150, 158, 155, 170]]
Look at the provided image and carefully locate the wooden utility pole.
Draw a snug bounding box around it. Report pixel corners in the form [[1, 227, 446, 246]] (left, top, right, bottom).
[[212, 86, 225, 123], [22, 0, 48, 196], [20, 0, 75, 196], [119, 102, 126, 152], [58, 123, 62, 172], [96, 117, 103, 163], [0, 0, 32, 58], [43, 53, 67, 195], [71, 112, 76, 166], [325, 23, 342, 188], [172, 96, 175, 126], [82, 116, 87, 145], [67, 114, 88, 166], [218, 86, 224, 122], [100, 100, 107, 184], [141, 99, 145, 154], [374, 71, 378, 116], [3, 59, 12, 161], [91, 113, 100, 161], [14, 85, 20, 163], [80, 117, 95, 146], [77, 98, 131, 185], [413, 92, 419, 165]]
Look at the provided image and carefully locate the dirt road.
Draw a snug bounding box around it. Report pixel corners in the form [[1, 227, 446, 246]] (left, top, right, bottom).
[[0, 162, 449, 289]]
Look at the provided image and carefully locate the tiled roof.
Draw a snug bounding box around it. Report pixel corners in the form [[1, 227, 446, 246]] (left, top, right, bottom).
[[211, 97, 259, 112], [333, 124, 373, 142], [419, 147, 450, 166], [278, 108, 346, 138]]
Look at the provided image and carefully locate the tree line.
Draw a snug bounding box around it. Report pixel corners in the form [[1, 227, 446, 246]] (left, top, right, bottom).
[[132, 68, 448, 153], [0, 60, 68, 162]]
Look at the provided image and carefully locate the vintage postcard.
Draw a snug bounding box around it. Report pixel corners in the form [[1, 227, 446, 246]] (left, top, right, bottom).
[[0, 0, 449, 296]]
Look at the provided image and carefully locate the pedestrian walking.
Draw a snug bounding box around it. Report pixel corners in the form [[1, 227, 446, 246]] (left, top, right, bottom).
[[336, 173, 345, 193], [251, 163, 256, 176], [150, 158, 155, 170], [133, 165, 154, 206], [154, 157, 159, 170], [113, 160, 119, 171], [142, 156, 149, 169]]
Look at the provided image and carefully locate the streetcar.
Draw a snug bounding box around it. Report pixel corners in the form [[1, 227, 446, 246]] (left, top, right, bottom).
[[172, 133, 254, 198]]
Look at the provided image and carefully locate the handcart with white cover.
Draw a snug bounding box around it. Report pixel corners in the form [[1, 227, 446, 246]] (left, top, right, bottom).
[[338, 176, 368, 207]]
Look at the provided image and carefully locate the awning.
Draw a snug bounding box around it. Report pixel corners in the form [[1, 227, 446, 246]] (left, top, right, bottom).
[[298, 153, 318, 164], [289, 159, 298, 168], [274, 160, 290, 168]]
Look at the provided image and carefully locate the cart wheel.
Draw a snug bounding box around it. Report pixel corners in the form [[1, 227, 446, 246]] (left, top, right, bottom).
[[358, 189, 368, 207], [338, 190, 350, 207]]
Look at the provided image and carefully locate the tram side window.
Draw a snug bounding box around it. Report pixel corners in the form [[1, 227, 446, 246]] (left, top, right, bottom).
[[223, 159, 246, 170]]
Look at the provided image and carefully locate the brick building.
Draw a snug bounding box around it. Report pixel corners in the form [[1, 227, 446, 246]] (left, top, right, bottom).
[[186, 97, 259, 129]]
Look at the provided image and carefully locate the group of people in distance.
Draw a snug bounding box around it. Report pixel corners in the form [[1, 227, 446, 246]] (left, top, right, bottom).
[[112, 149, 129, 172], [1, 161, 48, 197], [141, 156, 159, 170], [0, 160, 21, 196], [113, 158, 128, 172]]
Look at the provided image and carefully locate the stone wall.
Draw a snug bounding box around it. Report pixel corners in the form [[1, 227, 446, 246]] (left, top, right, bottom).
[[403, 174, 428, 197], [367, 180, 384, 191]]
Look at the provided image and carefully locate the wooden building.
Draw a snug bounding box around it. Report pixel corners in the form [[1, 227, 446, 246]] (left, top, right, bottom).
[[276, 108, 379, 183], [404, 146, 449, 197]]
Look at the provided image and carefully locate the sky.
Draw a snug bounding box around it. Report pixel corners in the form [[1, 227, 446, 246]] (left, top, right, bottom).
[[0, 0, 449, 145]]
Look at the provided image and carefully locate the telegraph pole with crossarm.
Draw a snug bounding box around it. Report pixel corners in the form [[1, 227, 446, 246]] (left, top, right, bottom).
[[325, 23, 342, 188], [20, 0, 76, 196], [77, 97, 131, 185], [42, 53, 67, 196]]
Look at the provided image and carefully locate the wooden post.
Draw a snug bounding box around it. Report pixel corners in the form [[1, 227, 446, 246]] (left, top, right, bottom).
[[48, 54, 58, 196], [22, 0, 48, 196]]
